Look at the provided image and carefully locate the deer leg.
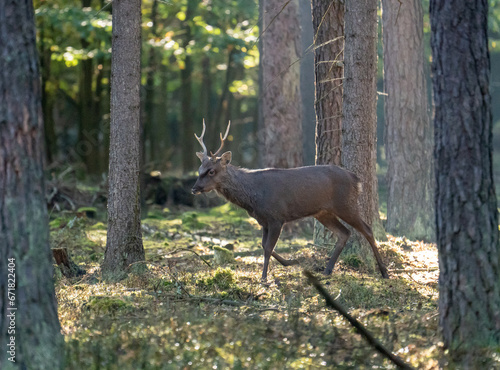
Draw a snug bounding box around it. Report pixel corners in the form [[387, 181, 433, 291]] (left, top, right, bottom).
[[261, 222, 283, 282], [316, 215, 351, 275], [344, 218, 389, 279], [262, 227, 298, 267]]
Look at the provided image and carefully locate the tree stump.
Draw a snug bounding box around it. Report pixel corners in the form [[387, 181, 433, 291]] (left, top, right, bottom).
[[52, 248, 86, 278]]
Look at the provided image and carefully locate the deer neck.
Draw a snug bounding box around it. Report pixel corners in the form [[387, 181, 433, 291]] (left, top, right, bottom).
[[216, 165, 255, 214]]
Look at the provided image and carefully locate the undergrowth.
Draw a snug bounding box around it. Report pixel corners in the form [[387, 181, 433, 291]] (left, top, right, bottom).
[[49, 202, 496, 369]]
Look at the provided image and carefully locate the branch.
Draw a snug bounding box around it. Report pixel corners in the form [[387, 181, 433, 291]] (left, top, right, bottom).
[[303, 270, 414, 370], [389, 268, 438, 273], [166, 248, 213, 269]]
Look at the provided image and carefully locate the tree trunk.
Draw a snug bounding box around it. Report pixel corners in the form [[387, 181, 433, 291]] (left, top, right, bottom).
[[430, 0, 500, 357], [259, 0, 303, 168], [311, 0, 345, 247], [382, 0, 434, 241], [341, 0, 386, 268], [0, 1, 63, 368], [79, 0, 100, 175], [102, 0, 145, 281], [180, 0, 196, 173], [40, 23, 57, 164], [144, 0, 158, 167], [211, 49, 237, 151]]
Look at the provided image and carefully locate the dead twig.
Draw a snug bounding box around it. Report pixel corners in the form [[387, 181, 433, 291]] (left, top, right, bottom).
[[166, 248, 213, 269], [389, 267, 438, 273], [304, 270, 414, 370]]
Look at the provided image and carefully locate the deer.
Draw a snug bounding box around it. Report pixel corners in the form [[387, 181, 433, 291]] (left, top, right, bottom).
[[191, 120, 389, 282]]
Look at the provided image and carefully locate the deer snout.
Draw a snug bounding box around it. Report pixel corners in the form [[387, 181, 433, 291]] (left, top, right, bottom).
[[191, 184, 202, 195]]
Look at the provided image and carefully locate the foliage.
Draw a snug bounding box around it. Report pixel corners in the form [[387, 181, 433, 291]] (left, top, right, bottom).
[[34, 0, 260, 171]]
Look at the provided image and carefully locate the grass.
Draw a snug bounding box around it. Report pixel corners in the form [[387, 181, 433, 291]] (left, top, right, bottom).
[[49, 202, 495, 369]]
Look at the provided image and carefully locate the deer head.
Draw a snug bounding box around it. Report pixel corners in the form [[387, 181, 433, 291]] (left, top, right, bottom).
[[191, 120, 232, 195]]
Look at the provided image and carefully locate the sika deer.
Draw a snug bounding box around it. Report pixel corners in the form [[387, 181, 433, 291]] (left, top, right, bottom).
[[191, 121, 389, 281]]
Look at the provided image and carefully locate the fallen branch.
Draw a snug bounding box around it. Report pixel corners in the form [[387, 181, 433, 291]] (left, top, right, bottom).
[[389, 267, 438, 273], [166, 248, 213, 269], [303, 270, 414, 370]]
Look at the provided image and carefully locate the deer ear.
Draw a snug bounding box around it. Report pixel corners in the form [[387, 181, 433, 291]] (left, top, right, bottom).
[[220, 151, 232, 166], [196, 151, 205, 161]]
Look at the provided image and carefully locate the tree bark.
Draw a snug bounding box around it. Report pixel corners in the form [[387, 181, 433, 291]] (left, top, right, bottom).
[[0, 0, 64, 368], [79, 0, 100, 175], [259, 0, 303, 168], [144, 0, 158, 166], [40, 22, 57, 164], [180, 0, 196, 173], [102, 0, 145, 281], [311, 0, 345, 247], [341, 0, 386, 267], [430, 0, 500, 356], [382, 0, 434, 241]]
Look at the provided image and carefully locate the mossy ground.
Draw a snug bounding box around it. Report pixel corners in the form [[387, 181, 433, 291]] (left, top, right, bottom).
[[51, 202, 497, 369]]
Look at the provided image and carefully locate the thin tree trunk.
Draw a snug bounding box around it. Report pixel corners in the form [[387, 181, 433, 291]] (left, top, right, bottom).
[[211, 49, 236, 151], [144, 0, 158, 166], [259, 0, 303, 168], [102, 0, 145, 281], [79, 0, 100, 175], [158, 62, 170, 163], [382, 0, 434, 241], [40, 22, 57, 164], [93, 52, 105, 172], [311, 0, 344, 247], [0, 1, 63, 368], [430, 0, 500, 358], [180, 0, 196, 173], [341, 0, 386, 268]]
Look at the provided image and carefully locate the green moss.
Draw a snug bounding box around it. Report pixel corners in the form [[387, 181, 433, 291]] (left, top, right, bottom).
[[197, 267, 236, 290], [181, 212, 206, 230], [343, 254, 363, 269], [85, 296, 132, 315], [213, 245, 234, 265], [90, 222, 107, 230], [49, 217, 67, 229]]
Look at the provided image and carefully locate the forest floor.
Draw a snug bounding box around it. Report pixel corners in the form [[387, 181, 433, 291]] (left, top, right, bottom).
[[49, 201, 495, 369]]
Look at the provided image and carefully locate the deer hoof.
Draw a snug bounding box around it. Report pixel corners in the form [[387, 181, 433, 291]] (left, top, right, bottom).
[[323, 268, 333, 276]]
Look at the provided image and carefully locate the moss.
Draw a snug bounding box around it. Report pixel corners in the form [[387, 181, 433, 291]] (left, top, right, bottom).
[[90, 222, 107, 230], [213, 245, 234, 265], [343, 254, 363, 269], [85, 296, 132, 315], [49, 217, 67, 229], [197, 267, 236, 290], [181, 212, 206, 230]]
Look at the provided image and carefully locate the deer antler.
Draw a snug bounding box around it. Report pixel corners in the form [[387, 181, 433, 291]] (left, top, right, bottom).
[[195, 119, 208, 160], [211, 121, 231, 157]]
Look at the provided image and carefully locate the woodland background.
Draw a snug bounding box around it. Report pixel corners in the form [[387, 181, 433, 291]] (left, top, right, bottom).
[[1, 0, 500, 369]]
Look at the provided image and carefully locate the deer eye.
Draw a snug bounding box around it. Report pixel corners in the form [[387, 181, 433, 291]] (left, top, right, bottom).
[[208, 169, 215, 176]]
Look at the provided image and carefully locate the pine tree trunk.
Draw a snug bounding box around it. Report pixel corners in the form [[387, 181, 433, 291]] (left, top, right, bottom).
[[382, 0, 434, 241], [144, 0, 158, 166], [102, 0, 145, 281], [430, 0, 500, 356], [0, 1, 63, 368], [79, 0, 100, 175], [342, 0, 386, 268], [40, 24, 57, 164], [259, 0, 303, 168], [311, 0, 344, 247], [180, 0, 196, 173]]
